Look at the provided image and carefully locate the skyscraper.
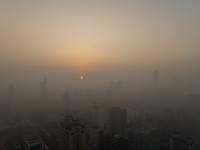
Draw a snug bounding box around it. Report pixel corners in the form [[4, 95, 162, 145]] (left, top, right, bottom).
[[63, 90, 70, 103], [40, 77, 47, 100], [59, 116, 86, 150], [93, 102, 104, 129], [109, 107, 127, 138], [89, 126, 104, 150]]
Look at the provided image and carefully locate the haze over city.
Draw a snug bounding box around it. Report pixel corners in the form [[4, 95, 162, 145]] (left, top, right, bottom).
[[0, 1, 200, 150]]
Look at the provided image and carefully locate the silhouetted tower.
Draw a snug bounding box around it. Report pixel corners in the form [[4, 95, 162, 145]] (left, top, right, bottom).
[[93, 102, 104, 129], [40, 77, 47, 100], [8, 84, 14, 101], [109, 107, 127, 137], [89, 126, 104, 150], [63, 90, 71, 104], [153, 71, 158, 84]]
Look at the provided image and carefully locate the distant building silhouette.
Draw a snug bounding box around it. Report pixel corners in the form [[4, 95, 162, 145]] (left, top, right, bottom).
[[59, 116, 86, 150], [40, 77, 47, 100], [153, 71, 158, 84], [93, 102, 104, 129], [109, 107, 127, 138], [63, 90, 70, 103]]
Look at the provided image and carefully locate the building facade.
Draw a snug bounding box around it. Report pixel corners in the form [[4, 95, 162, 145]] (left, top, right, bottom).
[[59, 116, 86, 150], [109, 107, 127, 138], [93, 102, 104, 129], [89, 126, 104, 150]]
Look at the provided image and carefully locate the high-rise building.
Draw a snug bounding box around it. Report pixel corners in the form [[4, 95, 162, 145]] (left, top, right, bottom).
[[93, 102, 104, 129], [40, 77, 47, 100], [89, 126, 104, 150], [20, 134, 46, 150], [109, 107, 127, 138], [153, 71, 158, 84], [59, 116, 86, 150], [63, 90, 71, 103]]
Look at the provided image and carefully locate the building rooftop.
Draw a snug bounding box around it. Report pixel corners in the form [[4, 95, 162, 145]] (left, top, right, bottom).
[[20, 134, 45, 150]]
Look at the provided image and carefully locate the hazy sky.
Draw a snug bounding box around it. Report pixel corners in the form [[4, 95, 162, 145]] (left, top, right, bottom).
[[0, 0, 200, 91]]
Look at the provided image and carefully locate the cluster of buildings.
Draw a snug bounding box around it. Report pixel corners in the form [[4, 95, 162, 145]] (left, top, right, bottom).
[[2, 74, 200, 150], [2, 96, 200, 150], [59, 106, 129, 150]]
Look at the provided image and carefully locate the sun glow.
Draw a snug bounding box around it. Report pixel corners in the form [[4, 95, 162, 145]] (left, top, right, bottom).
[[52, 40, 105, 73]]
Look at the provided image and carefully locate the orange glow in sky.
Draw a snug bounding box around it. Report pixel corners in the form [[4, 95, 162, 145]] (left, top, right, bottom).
[[0, 0, 200, 76]]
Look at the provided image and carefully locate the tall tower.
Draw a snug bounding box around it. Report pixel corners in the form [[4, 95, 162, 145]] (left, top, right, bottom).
[[63, 90, 70, 103], [40, 77, 47, 100], [89, 126, 104, 150], [109, 107, 127, 138], [60, 116, 86, 150], [93, 102, 104, 129], [153, 71, 158, 84]]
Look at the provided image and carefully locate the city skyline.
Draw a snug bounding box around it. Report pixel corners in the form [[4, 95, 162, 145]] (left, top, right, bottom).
[[1, 1, 200, 150]]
